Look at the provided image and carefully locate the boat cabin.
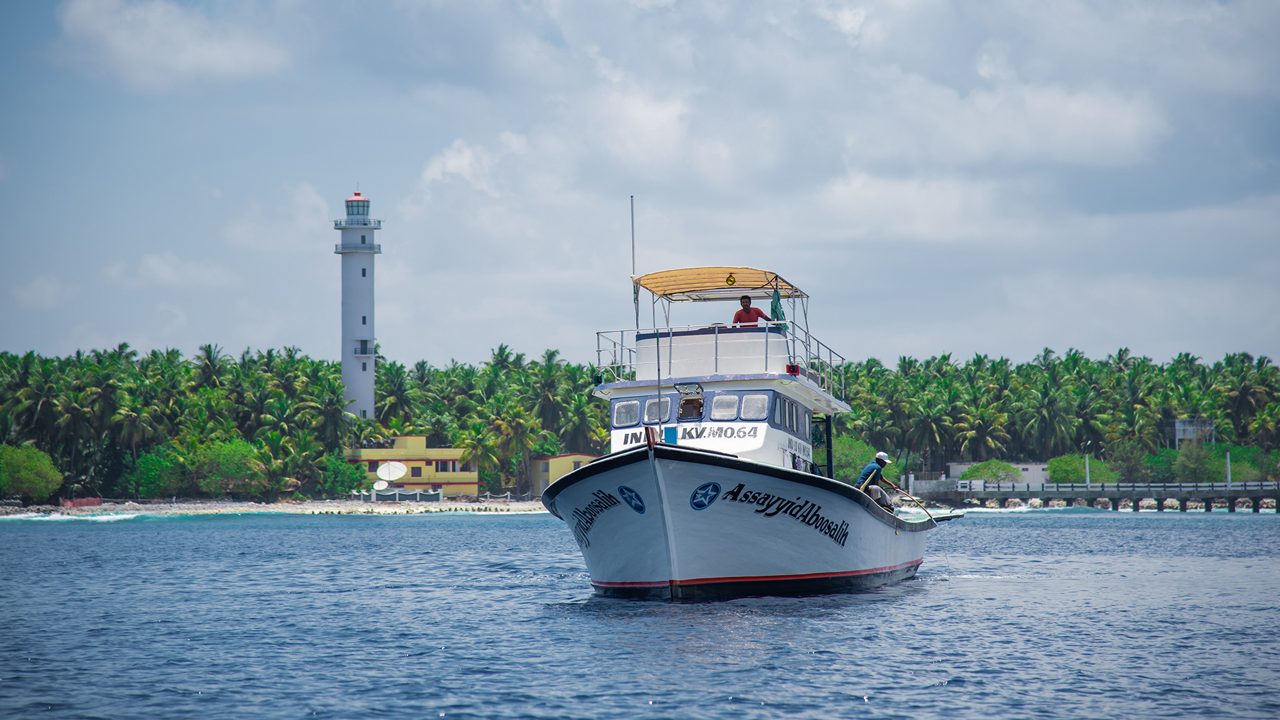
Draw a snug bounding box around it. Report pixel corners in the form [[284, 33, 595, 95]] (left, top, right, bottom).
[[594, 267, 849, 475]]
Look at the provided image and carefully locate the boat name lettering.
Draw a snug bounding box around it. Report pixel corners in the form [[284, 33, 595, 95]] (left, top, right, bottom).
[[571, 490, 622, 548], [719, 483, 848, 547], [622, 431, 644, 445], [679, 425, 760, 441]]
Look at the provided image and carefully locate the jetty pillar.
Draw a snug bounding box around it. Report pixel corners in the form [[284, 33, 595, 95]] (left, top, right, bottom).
[[1111, 498, 1119, 511], [1228, 499, 1237, 513], [1204, 499, 1213, 512], [1131, 498, 1140, 512], [1179, 499, 1188, 513], [1156, 499, 1165, 512], [1253, 498, 1262, 513]]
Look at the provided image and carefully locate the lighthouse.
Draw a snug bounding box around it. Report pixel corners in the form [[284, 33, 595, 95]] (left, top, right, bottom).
[[334, 191, 380, 420]]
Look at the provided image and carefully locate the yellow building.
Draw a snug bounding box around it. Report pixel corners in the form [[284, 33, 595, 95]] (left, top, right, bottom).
[[529, 453, 599, 496], [349, 436, 478, 498]]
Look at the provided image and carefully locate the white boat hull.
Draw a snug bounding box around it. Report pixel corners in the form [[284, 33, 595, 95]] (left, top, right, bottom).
[[542, 444, 936, 601]]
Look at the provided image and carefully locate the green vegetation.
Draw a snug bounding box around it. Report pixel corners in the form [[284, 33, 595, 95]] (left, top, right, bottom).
[[319, 452, 368, 497], [1046, 453, 1119, 484], [1, 344, 1277, 502], [125, 447, 186, 498], [0, 343, 606, 501], [1173, 442, 1214, 485], [829, 434, 876, 485], [191, 440, 269, 498], [0, 444, 63, 502], [960, 459, 1022, 483]]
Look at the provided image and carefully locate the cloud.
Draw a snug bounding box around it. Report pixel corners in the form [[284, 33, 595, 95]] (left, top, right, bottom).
[[843, 73, 1170, 169], [103, 252, 233, 288], [817, 171, 1026, 244], [12, 275, 71, 310], [6, 2, 1275, 364], [223, 183, 330, 251], [402, 134, 529, 217], [57, 0, 289, 91], [812, 1, 886, 47]]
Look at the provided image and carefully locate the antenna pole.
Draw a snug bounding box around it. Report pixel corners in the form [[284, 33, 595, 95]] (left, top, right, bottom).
[[631, 195, 639, 330]]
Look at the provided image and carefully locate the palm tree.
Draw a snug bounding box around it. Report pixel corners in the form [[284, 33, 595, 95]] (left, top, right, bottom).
[[113, 393, 158, 463], [531, 349, 566, 433], [1215, 353, 1272, 442], [195, 344, 228, 389], [376, 361, 417, 425], [905, 395, 952, 471], [456, 421, 500, 491], [11, 361, 61, 452], [490, 401, 540, 496], [301, 374, 356, 452], [559, 393, 603, 453], [1019, 382, 1077, 461], [953, 399, 1010, 461]]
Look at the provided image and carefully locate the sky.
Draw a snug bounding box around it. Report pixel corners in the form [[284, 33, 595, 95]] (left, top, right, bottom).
[[1, 0, 1277, 368]]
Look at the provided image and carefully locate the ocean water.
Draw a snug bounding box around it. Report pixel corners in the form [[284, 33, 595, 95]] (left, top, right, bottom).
[[2, 509, 1277, 719]]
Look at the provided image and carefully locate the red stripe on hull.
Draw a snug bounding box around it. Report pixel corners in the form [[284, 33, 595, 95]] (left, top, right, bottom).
[[592, 558, 923, 590]]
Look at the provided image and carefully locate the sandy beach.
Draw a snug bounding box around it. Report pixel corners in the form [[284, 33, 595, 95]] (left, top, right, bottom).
[[0, 498, 548, 518]]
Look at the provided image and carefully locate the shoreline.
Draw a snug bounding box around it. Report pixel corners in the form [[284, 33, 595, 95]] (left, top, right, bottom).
[[0, 498, 548, 518]]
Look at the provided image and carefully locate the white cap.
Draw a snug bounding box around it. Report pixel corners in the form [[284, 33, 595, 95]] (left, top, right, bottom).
[[875, 451, 892, 463]]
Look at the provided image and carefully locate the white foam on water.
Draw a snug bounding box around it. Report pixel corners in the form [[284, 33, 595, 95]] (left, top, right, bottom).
[[4, 513, 141, 522], [0, 513, 46, 521], [957, 505, 1066, 514]]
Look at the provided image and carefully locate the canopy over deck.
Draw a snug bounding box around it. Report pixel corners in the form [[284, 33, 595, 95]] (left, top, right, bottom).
[[633, 266, 807, 302]]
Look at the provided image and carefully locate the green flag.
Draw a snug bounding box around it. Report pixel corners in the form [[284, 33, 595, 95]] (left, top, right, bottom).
[[770, 288, 787, 332]]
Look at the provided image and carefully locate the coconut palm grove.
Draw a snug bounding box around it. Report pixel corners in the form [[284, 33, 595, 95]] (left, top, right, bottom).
[[1, 344, 1276, 503]]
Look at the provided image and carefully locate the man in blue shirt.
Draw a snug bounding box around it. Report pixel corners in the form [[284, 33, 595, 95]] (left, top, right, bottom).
[[856, 451, 895, 511]]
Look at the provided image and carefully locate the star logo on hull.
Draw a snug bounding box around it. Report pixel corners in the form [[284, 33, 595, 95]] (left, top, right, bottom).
[[618, 485, 645, 514], [690, 482, 721, 511]]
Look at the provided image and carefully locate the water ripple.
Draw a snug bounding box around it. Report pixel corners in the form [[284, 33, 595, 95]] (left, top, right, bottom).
[[1, 512, 1277, 718]]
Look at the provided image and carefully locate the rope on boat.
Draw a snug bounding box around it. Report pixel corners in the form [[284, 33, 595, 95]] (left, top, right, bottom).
[[879, 475, 936, 523]]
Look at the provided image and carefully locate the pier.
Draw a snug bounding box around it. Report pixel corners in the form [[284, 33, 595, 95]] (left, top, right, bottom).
[[914, 480, 1280, 512]]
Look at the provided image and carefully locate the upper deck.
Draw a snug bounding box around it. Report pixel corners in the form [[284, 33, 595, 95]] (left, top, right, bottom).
[[595, 320, 847, 406]]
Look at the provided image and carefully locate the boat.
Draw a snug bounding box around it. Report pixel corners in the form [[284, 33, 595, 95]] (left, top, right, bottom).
[[542, 266, 953, 601]]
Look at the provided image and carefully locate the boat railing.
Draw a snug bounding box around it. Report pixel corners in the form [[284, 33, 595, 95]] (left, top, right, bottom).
[[595, 323, 846, 399]]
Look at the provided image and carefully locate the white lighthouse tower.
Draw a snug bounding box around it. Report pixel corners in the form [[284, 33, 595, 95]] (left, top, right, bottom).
[[334, 191, 380, 420]]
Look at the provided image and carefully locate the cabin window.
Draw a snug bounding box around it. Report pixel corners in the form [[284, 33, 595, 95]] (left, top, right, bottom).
[[710, 394, 739, 421], [613, 400, 639, 427], [644, 398, 671, 424], [678, 397, 704, 421], [773, 399, 785, 425], [741, 394, 769, 420], [680, 392, 701, 420]]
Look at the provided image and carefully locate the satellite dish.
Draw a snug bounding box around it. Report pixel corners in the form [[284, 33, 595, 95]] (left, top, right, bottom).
[[372, 480, 389, 491], [376, 461, 407, 482]]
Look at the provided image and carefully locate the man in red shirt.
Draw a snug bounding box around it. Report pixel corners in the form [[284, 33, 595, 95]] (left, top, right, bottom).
[[732, 295, 771, 325]]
